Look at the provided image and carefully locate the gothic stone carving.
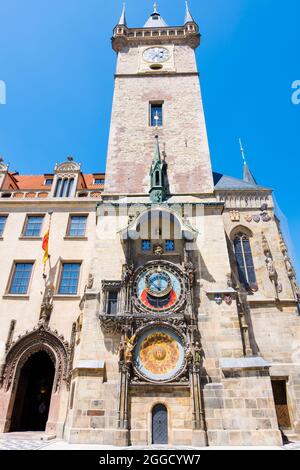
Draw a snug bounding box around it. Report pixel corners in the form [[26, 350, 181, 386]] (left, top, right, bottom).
[[0, 324, 70, 392], [39, 286, 54, 325], [55, 161, 81, 173]]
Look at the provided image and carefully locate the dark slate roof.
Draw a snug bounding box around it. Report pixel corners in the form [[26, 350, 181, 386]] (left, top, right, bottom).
[[213, 172, 270, 191], [144, 12, 168, 28], [243, 163, 257, 185]]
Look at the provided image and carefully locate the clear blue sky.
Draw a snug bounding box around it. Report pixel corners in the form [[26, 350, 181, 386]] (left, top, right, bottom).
[[0, 0, 299, 274]]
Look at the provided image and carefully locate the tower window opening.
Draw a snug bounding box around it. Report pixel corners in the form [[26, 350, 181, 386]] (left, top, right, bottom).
[[150, 103, 163, 127], [107, 291, 118, 315]]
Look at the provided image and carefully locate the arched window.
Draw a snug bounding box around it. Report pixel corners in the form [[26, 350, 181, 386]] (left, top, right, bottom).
[[54, 177, 75, 198], [54, 178, 62, 197], [233, 232, 256, 287], [66, 178, 74, 197]]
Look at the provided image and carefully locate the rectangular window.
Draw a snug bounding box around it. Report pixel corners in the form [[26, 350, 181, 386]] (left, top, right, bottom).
[[107, 291, 118, 315], [0, 216, 7, 237], [165, 240, 175, 252], [68, 216, 87, 237], [94, 178, 105, 185], [58, 263, 81, 295], [9, 263, 33, 295], [44, 178, 53, 186], [142, 240, 152, 252], [23, 215, 44, 237], [150, 103, 163, 127]]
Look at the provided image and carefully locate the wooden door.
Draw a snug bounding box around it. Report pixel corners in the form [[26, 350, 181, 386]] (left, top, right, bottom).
[[271, 380, 291, 429]]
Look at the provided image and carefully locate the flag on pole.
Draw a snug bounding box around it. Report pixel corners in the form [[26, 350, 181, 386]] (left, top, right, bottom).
[[42, 230, 49, 265]]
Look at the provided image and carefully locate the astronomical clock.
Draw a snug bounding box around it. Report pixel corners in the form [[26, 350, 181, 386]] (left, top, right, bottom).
[[133, 263, 185, 314], [99, 213, 204, 431]]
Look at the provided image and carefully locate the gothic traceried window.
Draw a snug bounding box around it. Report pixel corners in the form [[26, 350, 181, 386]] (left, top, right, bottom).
[[233, 233, 256, 287]]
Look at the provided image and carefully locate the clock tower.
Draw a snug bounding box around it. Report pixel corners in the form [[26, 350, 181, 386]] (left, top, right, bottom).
[[65, 4, 285, 449], [105, 3, 214, 196]]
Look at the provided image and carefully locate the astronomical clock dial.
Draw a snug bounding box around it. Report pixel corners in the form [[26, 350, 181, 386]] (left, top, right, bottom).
[[134, 265, 183, 313], [145, 271, 172, 298], [143, 47, 170, 64], [133, 327, 185, 383]]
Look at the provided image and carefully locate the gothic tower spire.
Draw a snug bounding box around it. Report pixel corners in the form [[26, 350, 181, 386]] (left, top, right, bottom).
[[149, 135, 168, 203], [239, 138, 257, 185], [184, 1, 195, 24], [117, 3, 127, 27]]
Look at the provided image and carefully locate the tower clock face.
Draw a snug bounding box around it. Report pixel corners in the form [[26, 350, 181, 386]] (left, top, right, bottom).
[[143, 47, 170, 63], [134, 265, 183, 313]]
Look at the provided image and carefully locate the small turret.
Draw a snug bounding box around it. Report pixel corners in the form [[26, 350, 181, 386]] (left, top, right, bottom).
[[149, 135, 169, 203]]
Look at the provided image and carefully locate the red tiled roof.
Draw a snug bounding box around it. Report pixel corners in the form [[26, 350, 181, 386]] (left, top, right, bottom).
[[14, 175, 49, 190], [4, 173, 105, 191]]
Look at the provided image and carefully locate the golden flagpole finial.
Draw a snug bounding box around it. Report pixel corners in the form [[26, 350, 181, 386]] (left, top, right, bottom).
[[154, 3, 157, 13]]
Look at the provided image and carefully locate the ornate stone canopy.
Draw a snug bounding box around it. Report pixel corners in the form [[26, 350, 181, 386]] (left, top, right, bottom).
[[120, 207, 198, 242]]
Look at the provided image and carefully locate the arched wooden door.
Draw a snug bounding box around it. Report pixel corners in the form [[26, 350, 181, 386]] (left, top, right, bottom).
[[152, 404, 168, 445]]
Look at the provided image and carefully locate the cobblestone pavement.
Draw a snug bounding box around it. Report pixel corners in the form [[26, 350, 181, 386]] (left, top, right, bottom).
[[0, 439, 52, 450], [0, 437, 299, 451]]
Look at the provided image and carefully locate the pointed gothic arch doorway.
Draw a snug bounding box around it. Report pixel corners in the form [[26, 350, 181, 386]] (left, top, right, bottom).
[[152, 404, 168, 445], [10, 351, 55, 432]]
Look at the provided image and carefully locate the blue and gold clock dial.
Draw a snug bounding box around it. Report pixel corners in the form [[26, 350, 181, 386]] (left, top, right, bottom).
[[133, 327, 185, 382], [134, 265, 183, 313], [145, 271, 172, 298]]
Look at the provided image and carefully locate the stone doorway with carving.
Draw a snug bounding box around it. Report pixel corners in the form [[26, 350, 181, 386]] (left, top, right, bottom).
[[10, 351, 55, 432], [0, 325, 70, 436]]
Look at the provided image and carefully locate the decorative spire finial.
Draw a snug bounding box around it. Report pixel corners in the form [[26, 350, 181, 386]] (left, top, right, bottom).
[[154, 134, 161, 162], [154, 3, 157, 13], [239, 138, 247, 165], [149, 134, 168, 203], [117, 3, 127, 26], [185, 1, 195, 24], [239, 139, 258, 185]]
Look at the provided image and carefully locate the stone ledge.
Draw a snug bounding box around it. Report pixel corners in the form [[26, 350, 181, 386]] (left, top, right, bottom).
[[76, 360, 105, 370], [219, 357, 270, 371], [72, 360, 106, 380]]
